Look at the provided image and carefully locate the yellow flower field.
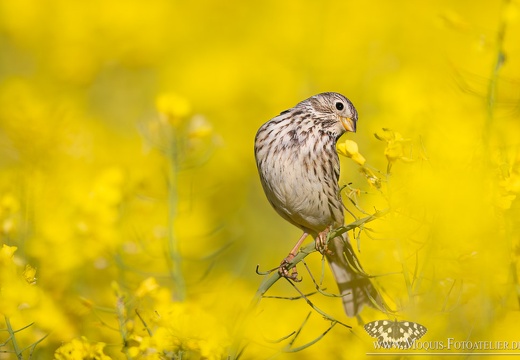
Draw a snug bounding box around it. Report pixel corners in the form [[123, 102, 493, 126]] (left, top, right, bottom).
[[1, 0, 520, 359]]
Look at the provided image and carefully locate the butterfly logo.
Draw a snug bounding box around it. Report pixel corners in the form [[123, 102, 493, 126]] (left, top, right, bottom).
[[364, 319, 427, 349]]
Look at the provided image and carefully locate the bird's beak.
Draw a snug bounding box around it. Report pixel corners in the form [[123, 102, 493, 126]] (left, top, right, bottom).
[[341, 117, 356, 133]]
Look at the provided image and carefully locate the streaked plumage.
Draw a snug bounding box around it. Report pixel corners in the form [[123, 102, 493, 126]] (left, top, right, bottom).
[[254, 92, 381, 317]]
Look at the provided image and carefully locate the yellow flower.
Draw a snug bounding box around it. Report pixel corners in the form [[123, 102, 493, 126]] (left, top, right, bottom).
[[54, 337, 112, 360], [22, 264, 37, 284], [135, 277, 160, 298], [337, 139, 366, 165], [375, 128, 413, 172], [497, 163, 520, 209], [0, 244, 17, 260], [155, 93, 191, 126], [187, 115, 213, 140], [359, 166, 382, 189]]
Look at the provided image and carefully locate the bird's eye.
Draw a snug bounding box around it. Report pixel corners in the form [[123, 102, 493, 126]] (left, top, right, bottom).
[[335, 102, 344, 111]]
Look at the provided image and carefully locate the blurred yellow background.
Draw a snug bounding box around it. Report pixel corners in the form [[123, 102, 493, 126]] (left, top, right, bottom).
[[1, 0, 520, 359]]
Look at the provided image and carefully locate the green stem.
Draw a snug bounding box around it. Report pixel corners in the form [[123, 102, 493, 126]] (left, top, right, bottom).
[[115, 295, 132, 359], [252, 212, 382, 306], [5, 316, 22, 359], [485, 0, 509, 146], [251, 210, 388, 307], [225, 210, 389, 359], [165, 129, 186, 301]]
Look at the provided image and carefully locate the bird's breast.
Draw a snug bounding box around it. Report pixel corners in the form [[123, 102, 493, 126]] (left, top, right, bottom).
[[255, 122, 344, 232]]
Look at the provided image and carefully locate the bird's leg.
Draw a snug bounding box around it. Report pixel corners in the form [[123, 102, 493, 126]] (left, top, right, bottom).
[[279, 232, 308, 282], [315, 226, 334, 255]]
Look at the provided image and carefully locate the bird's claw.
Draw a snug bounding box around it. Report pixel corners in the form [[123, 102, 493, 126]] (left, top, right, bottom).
[[279, 257, 302, 282], [316, 230, 334, 256]]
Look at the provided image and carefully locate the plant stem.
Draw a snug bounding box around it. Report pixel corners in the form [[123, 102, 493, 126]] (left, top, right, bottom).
[[165, 127, 186, 301], [485, 0, 509, 146], [225, 210, 389, 359], [5, 316, 22, 360]]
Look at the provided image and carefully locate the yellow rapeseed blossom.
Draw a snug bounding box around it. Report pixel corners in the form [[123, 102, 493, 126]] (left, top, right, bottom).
[[359, 166, 382, 189], [0, 245, 36, 317], [187, 115, 214, 139], [337, 139, 366, 165], [155, 93, 192, 126], [0, 1, 519, 358], [22, 264, 37, 284], [135, 277, 160, 298], [0, 244, 75, 353], [54, 337, 112, 360], [0, 244, 17, 259], [152, 301, 230, 359], [0, 193, 20, 233], [121, 284, 230, 359], [375, 128, 414, 173]]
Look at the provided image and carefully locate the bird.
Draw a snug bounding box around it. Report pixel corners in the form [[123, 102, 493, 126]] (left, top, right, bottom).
[[254, 92, 382, 317]]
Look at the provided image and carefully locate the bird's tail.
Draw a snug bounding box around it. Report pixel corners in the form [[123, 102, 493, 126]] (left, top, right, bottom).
[[326, 233, 385, 317]]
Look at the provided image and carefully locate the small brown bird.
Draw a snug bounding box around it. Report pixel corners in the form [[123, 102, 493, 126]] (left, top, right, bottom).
[[254, 92, 381, 317]]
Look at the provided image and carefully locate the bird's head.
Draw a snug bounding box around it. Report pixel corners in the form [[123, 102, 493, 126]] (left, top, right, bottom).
[[299, 92, 358, 137]]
